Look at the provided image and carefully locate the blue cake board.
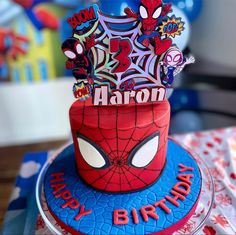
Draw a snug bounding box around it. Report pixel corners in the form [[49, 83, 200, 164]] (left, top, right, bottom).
[[44, 140, 201, 235]]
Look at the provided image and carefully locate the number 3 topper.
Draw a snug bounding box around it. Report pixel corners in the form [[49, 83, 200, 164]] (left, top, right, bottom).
[[110, 38, 132, 74], [68, 4, 165, 90]]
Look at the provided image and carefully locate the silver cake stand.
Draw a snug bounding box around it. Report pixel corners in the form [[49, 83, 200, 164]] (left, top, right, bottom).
[[36, 144, 214, 235]]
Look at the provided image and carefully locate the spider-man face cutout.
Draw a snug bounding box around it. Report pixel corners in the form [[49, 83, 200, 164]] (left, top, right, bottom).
[[140, 0, 163, 33], [164, 47, 183, 67], [62, 38, 89, 68], [77, 132, 160, 169], [70, 100, 170, 193]]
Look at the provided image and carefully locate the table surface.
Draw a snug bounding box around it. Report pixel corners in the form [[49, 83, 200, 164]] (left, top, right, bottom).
[[0, 140, 67, 229]]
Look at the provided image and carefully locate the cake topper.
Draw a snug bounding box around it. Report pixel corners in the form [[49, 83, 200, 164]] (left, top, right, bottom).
[[160, 47, 195, 87], [67, 4, 99, 34], [159, 15, 185, 38], [124, 0, 172, 55], [61, 0, 194, 105], [62, 34, 98, 99]]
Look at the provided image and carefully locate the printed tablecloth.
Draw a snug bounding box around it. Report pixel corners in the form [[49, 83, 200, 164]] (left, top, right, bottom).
[[2, 127, 236, 235]]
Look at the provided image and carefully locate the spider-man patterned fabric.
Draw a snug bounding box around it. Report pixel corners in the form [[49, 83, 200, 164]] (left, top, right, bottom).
[[172, 128, 236, 235]]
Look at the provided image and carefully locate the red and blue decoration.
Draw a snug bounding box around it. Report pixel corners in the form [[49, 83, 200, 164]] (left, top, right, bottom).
[[0, 28, 29, 65], [61, 1, 193, 102], [44, 140, 201, 234], [159, 15, 185, 38], [124, 0, 172, 55], [67, 4, 99, 32], [120, 79, 135, 91], [13, 0, 59, 30], [62, 34, 98, 99], [73, 81, 93, 100], [62, 36, 96, 81]]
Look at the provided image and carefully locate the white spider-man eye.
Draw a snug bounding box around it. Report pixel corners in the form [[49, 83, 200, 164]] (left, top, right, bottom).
[[76, 43, 83, 54], [64, 50, 76, 59], [77, 136, 110, 169], [167, 55, 172, 62], [174, 54, 181, 62], [152, 7, 162, 19], [139, 5, 148, 19], [129, 133, 160, 168]]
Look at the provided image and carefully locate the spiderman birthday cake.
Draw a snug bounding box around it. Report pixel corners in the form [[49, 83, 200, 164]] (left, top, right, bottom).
[[42, 0, 201, 234]]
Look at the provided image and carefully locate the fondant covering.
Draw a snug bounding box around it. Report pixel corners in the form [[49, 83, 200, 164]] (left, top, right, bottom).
[[70, 99, 170, 193], [44, 140, 202, 235]]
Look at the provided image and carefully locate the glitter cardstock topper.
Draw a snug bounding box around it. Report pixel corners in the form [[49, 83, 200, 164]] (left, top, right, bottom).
[[159, 15, 185, 38], [61, 1, 194, 106]]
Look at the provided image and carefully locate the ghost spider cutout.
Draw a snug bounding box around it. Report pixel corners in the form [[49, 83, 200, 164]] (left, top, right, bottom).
[[161, 47, 195, 87]]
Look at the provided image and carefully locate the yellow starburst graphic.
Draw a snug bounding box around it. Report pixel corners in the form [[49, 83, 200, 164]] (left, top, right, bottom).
[[73, 82, 92, 100], [159, 16, 185, 38]]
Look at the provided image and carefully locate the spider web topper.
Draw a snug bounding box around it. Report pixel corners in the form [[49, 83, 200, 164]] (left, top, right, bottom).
[[74, 12, 163, 90], [62, 3, 190, 105]]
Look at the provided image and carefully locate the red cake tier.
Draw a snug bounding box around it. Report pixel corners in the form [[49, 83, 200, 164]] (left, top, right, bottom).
[[70, 99, 170, 193]]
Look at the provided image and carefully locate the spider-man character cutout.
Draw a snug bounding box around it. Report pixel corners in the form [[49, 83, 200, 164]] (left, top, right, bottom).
[[70, 100, 170, 192], [62, 35, 97, 84], [125, 0, 172, 55]]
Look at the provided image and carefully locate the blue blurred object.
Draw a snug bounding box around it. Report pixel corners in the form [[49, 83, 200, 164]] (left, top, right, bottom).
[[60, 14, 72, 42], [169, 89, 199, 111], [0, 63, 8, 80], [1, 152, 48, 235], [170, 6, 190, 50], [169, 90, 202, 134], [60, 5, 84, 42], [54, 0, 81, 7], [99, 0, 138, 16], [163, 0, 202, 22], [14, 0, 55, 30], [171, 111, 203, 134], [98, 0, 139, 30]]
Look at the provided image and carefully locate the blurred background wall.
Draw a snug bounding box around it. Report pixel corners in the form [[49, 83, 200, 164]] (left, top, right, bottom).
[[189, 0, 236, 77], [0, 0, 235, 146]]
